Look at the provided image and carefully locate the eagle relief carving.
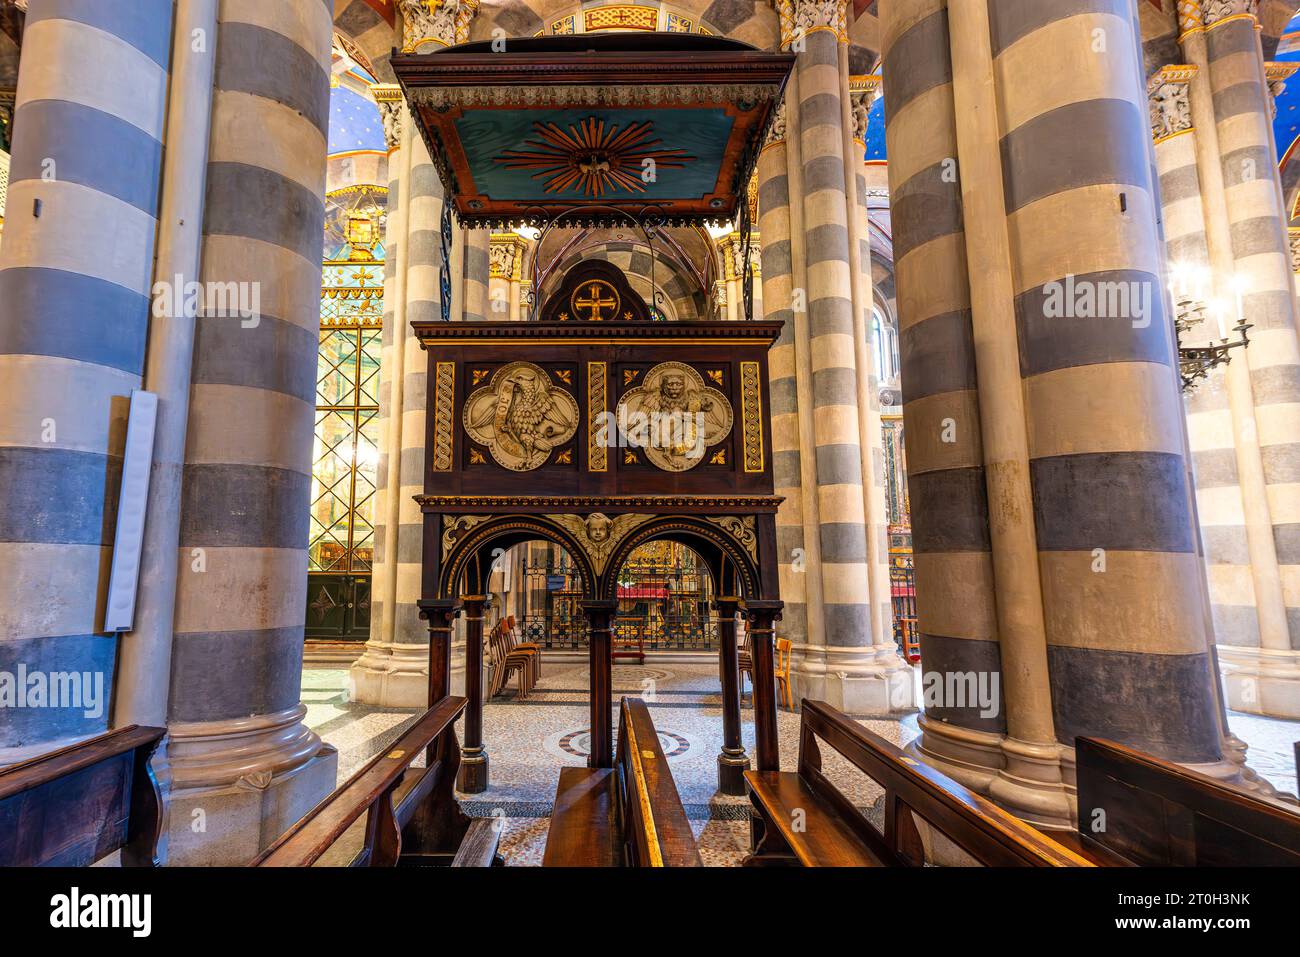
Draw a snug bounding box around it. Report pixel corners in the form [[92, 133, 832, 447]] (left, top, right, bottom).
[[463, 361, 579, 470]]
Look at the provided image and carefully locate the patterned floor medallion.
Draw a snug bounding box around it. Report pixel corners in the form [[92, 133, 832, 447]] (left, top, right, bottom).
[[548, 726, 692, 762]]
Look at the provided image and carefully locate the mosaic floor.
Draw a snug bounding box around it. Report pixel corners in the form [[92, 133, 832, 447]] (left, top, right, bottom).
[[302, 659, 1300, 866]]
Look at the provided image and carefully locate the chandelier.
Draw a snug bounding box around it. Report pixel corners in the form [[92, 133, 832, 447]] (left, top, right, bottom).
[[1168, 264, 1252, 393]]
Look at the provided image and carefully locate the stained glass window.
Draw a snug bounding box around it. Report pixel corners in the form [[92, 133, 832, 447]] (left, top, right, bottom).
[[309, 186, 386, 574]]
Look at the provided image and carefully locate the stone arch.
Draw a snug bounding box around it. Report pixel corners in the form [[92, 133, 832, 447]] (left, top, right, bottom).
[[598, 517, 762, 602], [440, 516, 598, 598], [333, 0, 399, 81]]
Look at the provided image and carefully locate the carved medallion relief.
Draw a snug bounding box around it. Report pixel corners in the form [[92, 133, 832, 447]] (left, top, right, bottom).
[[616, 361, 734, 472], [463, 361, 579, 470]]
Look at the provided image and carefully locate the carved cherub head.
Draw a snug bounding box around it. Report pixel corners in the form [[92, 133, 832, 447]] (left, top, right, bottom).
[[585, 513, 611, 543]]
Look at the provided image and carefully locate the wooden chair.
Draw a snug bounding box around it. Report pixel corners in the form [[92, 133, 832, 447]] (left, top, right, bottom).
[[504, 614, 542, 683], [775, 637, 793, 710], [738, 633, 752, 698], [487, 624, 533, 700]]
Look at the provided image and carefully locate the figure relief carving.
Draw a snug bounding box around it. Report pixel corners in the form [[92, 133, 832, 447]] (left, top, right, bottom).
[[464, 362, 579, 470], [548, 512, 654, 574], [616, 361, 733, 472]]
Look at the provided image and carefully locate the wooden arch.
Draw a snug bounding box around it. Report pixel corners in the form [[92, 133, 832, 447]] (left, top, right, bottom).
[[597, 517, 761, 602], [439, 516, 598, 599]]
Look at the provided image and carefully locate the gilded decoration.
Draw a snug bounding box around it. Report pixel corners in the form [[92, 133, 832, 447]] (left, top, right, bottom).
[[463, 361, 579, 470], [547, 512, 654, 574], [740, 360, 764, 473], [571, 279, 622, 321], [588, 361, 609, 472], [615, 362, 733, 472], [432, 362, 456, 471], [442, 515, 490, 560], [704, 515, 758, 564]]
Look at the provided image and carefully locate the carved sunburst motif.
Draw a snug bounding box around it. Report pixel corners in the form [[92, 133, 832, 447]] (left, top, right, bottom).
[[495, 117, 696, 197]]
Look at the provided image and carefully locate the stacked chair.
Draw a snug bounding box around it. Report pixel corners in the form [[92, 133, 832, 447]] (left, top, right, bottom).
[[486, 616, 542, 700]]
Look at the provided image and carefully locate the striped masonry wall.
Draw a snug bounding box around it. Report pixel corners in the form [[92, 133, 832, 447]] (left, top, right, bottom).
[[882, 0, 1004, 734], [463, 228, 489, 322], [990, 0, 1219, 763], [0, 0, 175, 754], [799, 25, 874, 650], [1204, 13, 1300, 658], [170, 0, 333, 745], [758, 112, 810, 646]]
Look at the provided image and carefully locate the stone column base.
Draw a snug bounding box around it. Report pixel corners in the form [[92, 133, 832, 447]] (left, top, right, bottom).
[[1218, 644, 1300, 719], [349, 639, 432, 708], [164, 704, 338, 865], [789, 643, 916, 715], [908, 714, 1075, 830]]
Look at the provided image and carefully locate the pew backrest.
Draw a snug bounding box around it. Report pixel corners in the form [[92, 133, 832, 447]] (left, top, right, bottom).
[[254, 696, 468, 866], [797, 700, 1087, 867], [613, 697, 701, 867], [1075, 737, 1300, 866], [0, 725, 165, 867]]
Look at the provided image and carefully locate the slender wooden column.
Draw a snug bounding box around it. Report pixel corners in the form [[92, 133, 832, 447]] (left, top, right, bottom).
[[582, 600, 618, 769], [418, 598, 458, 704], [743, 600, 784, 771], [715, 596, 749, 795], [456, 595, 488, 792]]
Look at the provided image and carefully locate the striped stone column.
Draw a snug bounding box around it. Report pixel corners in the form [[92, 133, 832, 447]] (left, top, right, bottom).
[[990, 0, 1220, 769], [351, 113, 446, 706], [947, 0, 1070, 826], [844, 74, 908, 694], [0, 0, 174, 761], [792, 2, 905, 714], [166, 0, 338, 864], [1191, 2, 1300, 719], [758, 101, 813, 653], [881, 0, 1005, 790]]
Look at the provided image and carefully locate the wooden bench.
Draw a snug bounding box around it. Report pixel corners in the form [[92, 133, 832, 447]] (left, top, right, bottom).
[[543, 696, 701, 867], [744, 700, 1090, 867], [254, 695, 501, 867], [0, 725, 165, 867], [1065, 736, 1300, 866]]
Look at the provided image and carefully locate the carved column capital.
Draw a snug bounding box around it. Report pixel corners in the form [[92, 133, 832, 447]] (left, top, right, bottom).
[[400, 0, 479, 51], [371, 84, 405, 151], [774, 0, 848, 49], [1147, 65, 1198, 141], [848, 74, 882, 146], [1266, 62, 1299, 120], [1201, 0, 1259, 27]]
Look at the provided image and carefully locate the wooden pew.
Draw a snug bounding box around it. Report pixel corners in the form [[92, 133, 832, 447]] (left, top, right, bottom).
[[0, 725, 165, 867], [543, 696, 701, 867], [1065, 736, 1300, 867], [254, 695, 501, 867], [744, 700, 1090, 867]]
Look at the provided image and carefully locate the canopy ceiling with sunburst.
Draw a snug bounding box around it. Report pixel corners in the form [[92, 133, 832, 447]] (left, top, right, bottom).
[[392, 33, 793, 227]]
